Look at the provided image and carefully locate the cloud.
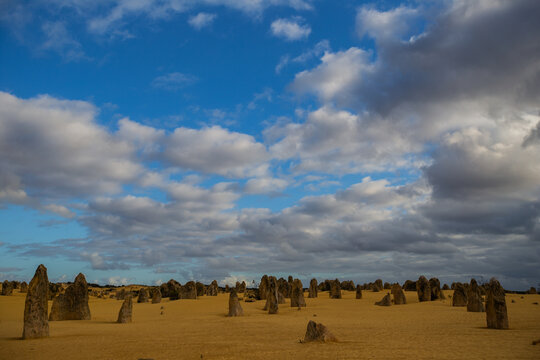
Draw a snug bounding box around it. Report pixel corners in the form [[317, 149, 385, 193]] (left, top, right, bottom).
[[270, 17, 311, 41], [188, 12, 216, 30], [244, 177, 288, 194], [41, 21, 87, 61], [356, 5, 419, 42], [164, 126, 269, 177], [0, 92, 142, 205], [151, 72, 198, 91], [291, 48, 374, 104], [275, 40, 330, 74]]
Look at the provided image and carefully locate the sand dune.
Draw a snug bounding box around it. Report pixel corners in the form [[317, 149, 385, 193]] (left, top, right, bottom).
[[1, 289, 539, 359]]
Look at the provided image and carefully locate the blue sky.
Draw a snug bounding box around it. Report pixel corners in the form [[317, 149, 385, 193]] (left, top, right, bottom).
[[1, 0, 539, 290]]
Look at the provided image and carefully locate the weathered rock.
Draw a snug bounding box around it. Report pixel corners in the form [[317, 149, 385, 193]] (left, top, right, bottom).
[[290, 279, 306, 308], [383, 282, 391, 290], [180, 281, 197, 299], [20, 281, 28, 293], [375, 293, 392, 306], [429, 278, 442, 300], [442, 284, 450, 291], [1, 280, 13, 296], [403, 280, 417, 291], [266, 276, 279, 314], [277, 278, 290, 300], [259, 275, 269, 300], [417, 276, 431, 302], [329, 279, 342, 299], [228, 290, 244, 317], [151, 287, 162, 304], [49, 273, 91, 321], [116, 288, 126, 300], [303, 320, 337, 343], [244, 290, 257, 302], [374, 279, 384, 292], [206, 280, 218, 296], [341, 280, 355, 291], [117, 296, 132, 323], [356, 285, 363, 299], [196, 282, 205, 297], [485, 278, 508, 329], [529, 287, 538, 295], [22, 264, 49, 339], [308, 278, 318, 298], [391, 284, 406, 305], [452, 283, 468, 307], [467, 279, 485, 312], [137, 288, 150, 303]]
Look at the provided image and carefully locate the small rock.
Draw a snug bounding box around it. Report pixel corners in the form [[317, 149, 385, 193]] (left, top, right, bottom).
[[302, 320, 337, 343]]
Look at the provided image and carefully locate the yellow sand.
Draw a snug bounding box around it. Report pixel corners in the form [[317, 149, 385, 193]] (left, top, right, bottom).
[[1, 289, 539, 359]]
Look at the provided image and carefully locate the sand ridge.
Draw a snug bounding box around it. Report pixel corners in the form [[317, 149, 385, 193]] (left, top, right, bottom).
[[1, 289, 540, 359]]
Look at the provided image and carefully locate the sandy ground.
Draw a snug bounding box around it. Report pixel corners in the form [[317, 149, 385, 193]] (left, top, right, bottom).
[[1, 289, 539, 360]]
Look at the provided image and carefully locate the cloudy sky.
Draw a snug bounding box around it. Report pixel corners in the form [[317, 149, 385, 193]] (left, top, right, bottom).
[[1, 0, 539, 289]]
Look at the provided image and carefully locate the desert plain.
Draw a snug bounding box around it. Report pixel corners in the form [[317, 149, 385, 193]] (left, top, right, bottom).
[[1, 286, 540, 360]]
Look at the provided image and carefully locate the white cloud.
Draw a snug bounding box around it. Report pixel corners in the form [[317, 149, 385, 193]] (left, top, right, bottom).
[[291, 48, 374, 104], [0, 92, 142, 203], [270, 17, 311, 41], [164, 125, 269, 177], [151, 72, 197, 91], [244, 177, 288, 194], [188, 12, 216, 30], [356, 6, 419, 42]]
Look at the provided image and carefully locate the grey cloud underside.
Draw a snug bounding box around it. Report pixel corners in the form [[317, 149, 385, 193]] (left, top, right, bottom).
[[2, 0, 540, 288]]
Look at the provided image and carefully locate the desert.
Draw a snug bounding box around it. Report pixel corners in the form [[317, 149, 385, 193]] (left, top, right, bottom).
[[1, 270, 540, 360]]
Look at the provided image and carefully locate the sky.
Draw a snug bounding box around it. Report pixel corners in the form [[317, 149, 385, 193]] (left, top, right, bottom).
[[0, 0, 539, 290]]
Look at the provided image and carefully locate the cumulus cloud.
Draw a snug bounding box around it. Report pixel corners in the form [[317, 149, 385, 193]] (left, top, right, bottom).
[[270, 17, 311, 41], [356, 5, 419, 42], [188, 12, 216, 30], [0, 92, 142, 204], [291, 48, 374, 104], [164, 126, 269, 177]]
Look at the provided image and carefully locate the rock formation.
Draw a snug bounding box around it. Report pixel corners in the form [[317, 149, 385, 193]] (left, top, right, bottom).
[[356, 285, 362, 299], [206, 280, 218, 296], [452, 283, 468, 307], [259, 275, 269, 300], [22, 264, 49, 339], [429, 278, 442, 300], [308, 278, 318, 298], [1, 280, 13, 296], [529, 287, 537, 295], [117, 296, 133, 323], [375, 293, 392, 306], [49, 273, 91, 321], [266, 276, 279, 314], [341, 280, 355, 291], [374, 279, 384, 292], [391, 284, 406, 305], [403, 280, 417, 291], [180, 281, 197, 299], [151, 287, 162, 304], [485, 278, 508, 329], [196, 282, 205, 297], [467, 279, 484, 312], [20, 281, 28, 293], [137, 288, 149, 303], [416, 276, 431, 302], [290, 279, 306, 308], [303, 320, 337, 342], [228, 290, 244, 317], [329, 279, 342, 299]]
